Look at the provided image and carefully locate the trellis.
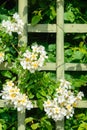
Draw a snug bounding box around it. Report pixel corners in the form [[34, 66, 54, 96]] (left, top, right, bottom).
[[0, 0, 87, 130]]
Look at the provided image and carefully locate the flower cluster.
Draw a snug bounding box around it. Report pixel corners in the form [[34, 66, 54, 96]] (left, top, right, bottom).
[[43, 79, 84, 121], [1, 13, 24, 35], [0, 52, 4, 64], [0, 81, 33, 112], [20, 44, 48, 73]]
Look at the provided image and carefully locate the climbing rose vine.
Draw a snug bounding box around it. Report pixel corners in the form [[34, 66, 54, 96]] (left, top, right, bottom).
[[1, 13, 24, 35], [20, 44, 48, 73], [0, 80, 33, 112], [43, 79, 84, 121], [0, 13, 84, 119]]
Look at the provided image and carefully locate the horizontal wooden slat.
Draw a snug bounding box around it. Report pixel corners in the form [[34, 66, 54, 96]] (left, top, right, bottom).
[[0, 100, 13, 107], [65, 63, 87, 71], [41, 63, 56, 70], [65, 24, 87, 33], [28, 24, 87, 33], [42, 63, 87, 71], [0, 100, 87, 108], [0, 63, 87, 71], [0, 100, 6, 107], [76, 100, 87, 108], [0, 100, 37, 108], [28, 24, 56, 33]]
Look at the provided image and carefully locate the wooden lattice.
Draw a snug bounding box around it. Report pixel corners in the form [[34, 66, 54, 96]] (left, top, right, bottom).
[[0, 0, 87, 130]]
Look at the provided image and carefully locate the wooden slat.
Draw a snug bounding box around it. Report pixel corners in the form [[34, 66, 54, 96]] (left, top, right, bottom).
[[65, 24, 87, 33], [0, 100, 87, 108], [18, 0, 28, 130], [27, 24, 87, 33], [18, 111, 25, 130], [0, 100, 13, 108], [41, 63, 56, 70], [65, 63, 87, 71], [18, 0, 28, 47], [76, 100, 87, 108], [28, 24, 56, 33], [56, 0, 64, 129], [0, 63, 87, 71], [0, 100, 6, 107], [56, 0, 64, 79], [42, 63, 87, 71]]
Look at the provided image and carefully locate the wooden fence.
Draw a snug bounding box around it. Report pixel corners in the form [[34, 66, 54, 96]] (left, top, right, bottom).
[[0, 0, 87, 129]]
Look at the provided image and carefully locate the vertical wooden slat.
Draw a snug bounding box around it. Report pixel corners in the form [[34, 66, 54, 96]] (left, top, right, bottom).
[[18, 0, 28, 130], [56, 0, 64, 80], [18, 111, 26, 130], [56, 0, 64, 130], [18, 0, 28, 47]]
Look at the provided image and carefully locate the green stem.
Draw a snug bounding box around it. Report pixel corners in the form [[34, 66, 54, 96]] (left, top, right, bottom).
[[7, 121, 17, 130], [11, 43, 20, 55], [80, 16, 87, 24]]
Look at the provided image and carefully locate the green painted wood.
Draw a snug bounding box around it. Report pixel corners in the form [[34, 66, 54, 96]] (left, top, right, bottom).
[[0, 63, 87, 71], [65, 24, 87, 33], [65, 63, 87, 71], [27, 24, 87, 33], [18, 0, 28, 47], [28, 24, 56, 33], [18, 111, 26, 130], [42, 63, 87, 71], [18, 0, 28, 130], [0, 100, 6, 107], [0, 100, 13, 108], [0, 100, 87, 108], [76, 101, 87, 108], [56, 0, 64, 129], [56, 0, 64, 80]]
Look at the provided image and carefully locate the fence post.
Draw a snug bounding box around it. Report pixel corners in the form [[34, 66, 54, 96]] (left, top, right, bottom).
[[56, 0, 64, 129]]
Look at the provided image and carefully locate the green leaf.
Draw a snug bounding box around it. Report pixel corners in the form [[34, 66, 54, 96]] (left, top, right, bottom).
[[12, 127, 16, 130], [78, 122, 87, 130], [48, 44, 56, 52], [25, 117, 33, 124], [76, 113, 85, 119], [31, 123, 40, 130], [31, 15, 42, 25], [65, 49, 72, 56], [64, 10, 75, 22], [72, 51, 84, 60], [50, 6, 56, 20], [0, 123, 2, 130], [1, 71, 12, 78], [37, 99, 44, 110], [28, 92, 34, 99], [40, 89, 47, 97], [36, 93, 42, 99], [48, 53, 56, 62], [42, 120, 53, 130], [0, 14, 8, 21]]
